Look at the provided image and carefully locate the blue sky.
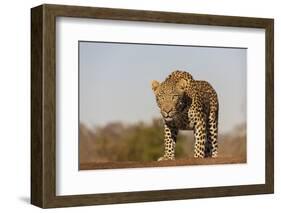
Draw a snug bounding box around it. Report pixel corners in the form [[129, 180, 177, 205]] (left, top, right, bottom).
[[79, 42, 246, 133]]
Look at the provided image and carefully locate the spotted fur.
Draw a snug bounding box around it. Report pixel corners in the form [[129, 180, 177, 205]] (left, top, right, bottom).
[[152, 70, 219, 160]]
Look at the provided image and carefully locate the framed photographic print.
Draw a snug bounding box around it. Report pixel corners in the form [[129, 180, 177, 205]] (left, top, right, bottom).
[[31, 4, 274, 208]]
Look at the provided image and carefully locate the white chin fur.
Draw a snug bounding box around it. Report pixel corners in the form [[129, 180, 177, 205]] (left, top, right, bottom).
[[164, 117, 173, 122]]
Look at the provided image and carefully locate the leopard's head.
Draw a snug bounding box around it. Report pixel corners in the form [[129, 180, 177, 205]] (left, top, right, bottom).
[[151, 76, 192, 122]]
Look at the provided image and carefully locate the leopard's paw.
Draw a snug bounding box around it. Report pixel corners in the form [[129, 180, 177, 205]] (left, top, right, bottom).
[[157, 156, 175, 161]]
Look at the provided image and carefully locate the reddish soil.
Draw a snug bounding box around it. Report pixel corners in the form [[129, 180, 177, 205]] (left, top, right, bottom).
[[80, 156, 246, 170]]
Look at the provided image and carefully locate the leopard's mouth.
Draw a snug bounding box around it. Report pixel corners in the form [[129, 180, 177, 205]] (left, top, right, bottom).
[[164, 117, 173, 122], [161, 110, 176, 122]]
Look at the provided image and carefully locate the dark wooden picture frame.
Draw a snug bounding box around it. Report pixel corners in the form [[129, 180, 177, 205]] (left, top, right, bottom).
[[31, 4, 274, 208]]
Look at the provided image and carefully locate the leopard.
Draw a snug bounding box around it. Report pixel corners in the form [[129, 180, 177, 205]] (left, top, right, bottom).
[[151, 70, 219, 161]]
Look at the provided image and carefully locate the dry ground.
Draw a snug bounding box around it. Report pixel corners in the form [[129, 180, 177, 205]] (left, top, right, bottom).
[[80, 156, 246, 170]]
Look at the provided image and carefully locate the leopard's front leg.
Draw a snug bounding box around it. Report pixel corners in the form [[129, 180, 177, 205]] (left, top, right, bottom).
[[158, 124, 178, 161], [193, 115, 207, 158], [188, 103, 207, 158]]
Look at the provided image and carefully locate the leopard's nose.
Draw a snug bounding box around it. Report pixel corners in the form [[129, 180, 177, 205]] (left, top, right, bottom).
[[163, 105, 173, 114], [162, 109, 173, 117]]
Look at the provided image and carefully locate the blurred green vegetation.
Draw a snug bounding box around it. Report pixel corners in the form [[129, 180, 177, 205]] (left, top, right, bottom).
[[79, 118, 246, 163]]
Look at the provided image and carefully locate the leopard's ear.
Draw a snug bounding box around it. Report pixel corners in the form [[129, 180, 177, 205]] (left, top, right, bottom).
[[151, 80, 160, 93], [176, 78, 187, 92]]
